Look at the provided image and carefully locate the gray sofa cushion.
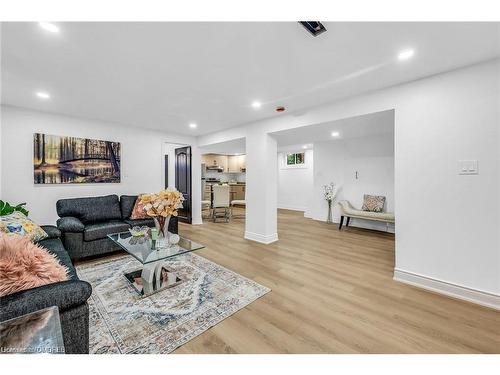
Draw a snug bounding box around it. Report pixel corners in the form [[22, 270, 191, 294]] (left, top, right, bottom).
[[40, 225, 61, 240], [84, 221, 130, 241], [124, 218, 155, 227], [57, 216, 85, 232], [120, 195, 138, 219], [57, 195, 122, 224]]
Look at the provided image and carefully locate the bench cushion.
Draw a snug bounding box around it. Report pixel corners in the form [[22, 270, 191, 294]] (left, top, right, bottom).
[[339, 201, 394, 222]]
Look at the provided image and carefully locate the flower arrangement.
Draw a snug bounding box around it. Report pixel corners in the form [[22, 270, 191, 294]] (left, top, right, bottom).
[[323, 182, 337, 224], [140, 188, 184, 217], [140, 188, 184, 236], [323, 182, 337, 202]]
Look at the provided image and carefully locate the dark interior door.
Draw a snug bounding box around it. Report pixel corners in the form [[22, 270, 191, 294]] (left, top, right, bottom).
[[164, 155, 169, 188], [175, 146, 192, 223]]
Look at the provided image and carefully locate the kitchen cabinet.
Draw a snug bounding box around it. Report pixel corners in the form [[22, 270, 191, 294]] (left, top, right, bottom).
[[228, 155, 246, 173], [202, 154, 246, 174], [237, 155, 246, 172], [227, 155, 239, 173], [203, 154, 228, 172], [230, 184, 245, 200]]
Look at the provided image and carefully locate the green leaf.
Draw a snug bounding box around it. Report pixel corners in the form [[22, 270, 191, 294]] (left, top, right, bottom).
[[0, 200, 29, 216]]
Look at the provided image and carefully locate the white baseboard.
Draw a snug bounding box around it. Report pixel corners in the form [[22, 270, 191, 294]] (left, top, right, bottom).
[[191, 217, 203, 225], [244, 231, 279, 244], [394, 268, 500, 310], [277, 204, 306, 212]]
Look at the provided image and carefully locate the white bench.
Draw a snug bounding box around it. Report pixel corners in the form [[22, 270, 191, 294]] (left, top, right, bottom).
[[338, 200, 394, 230]]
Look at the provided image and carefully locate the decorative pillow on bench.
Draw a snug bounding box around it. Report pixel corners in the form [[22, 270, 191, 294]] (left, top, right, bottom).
[[361, 195, 386, 213], [0, 212, 48, 242], [0, 233, 68, 297]]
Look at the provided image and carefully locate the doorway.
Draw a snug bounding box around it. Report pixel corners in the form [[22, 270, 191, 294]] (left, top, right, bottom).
[[164, 142, 192, 224], [175, 146, 192, 224]]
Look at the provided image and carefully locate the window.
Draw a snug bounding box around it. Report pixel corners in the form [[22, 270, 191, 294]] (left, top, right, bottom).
[[286, 152, 305, 166]]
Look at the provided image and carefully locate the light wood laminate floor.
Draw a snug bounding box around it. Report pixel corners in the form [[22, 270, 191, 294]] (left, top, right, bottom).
[[175, 209, 500, 353]]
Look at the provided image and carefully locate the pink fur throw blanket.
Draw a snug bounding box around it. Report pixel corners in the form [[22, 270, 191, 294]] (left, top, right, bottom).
[[0, 233, 68, 297]]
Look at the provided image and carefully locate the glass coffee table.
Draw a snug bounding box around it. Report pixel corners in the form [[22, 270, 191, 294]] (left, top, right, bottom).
[[108, 231, 204, 297]]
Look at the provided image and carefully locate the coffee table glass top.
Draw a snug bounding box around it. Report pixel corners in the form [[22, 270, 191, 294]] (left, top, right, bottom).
[[108, 231, 204, 264]]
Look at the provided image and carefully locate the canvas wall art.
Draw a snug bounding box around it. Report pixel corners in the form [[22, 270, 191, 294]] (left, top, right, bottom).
[[33, 133, 121, 184]]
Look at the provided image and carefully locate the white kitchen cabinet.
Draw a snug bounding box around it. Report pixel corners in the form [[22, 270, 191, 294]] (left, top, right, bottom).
[[237, 155, 246, 172], [227, 155, 239, 173], [202, 153, 246, 173], [203, 154, 228, 172]]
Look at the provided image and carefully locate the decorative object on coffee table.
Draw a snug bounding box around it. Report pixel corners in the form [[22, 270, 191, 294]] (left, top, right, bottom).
[[128, 226, 149, 237], [323, 182, 338, 224], [168, 233, 180, 245], [140, 188, 184, 241]]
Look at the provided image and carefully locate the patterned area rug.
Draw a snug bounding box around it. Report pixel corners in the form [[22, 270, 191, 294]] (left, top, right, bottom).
[[76, 253, 270, 354]]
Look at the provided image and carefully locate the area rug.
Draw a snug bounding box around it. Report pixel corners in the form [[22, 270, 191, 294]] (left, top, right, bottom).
[[76, 253, 270, 354]]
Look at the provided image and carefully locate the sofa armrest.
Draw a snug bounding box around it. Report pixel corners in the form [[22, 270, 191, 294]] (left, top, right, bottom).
[[57, 216, 85, 233], [40, 225, 61, 239], [0, 280, 92, 322]]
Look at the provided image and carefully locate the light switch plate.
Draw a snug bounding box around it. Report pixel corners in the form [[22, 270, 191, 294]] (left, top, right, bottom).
[[458, 160, 478, 175]]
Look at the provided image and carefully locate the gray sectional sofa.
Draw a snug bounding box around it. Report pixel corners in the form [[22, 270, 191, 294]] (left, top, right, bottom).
[[0, 225, 92, 354], [1, 194, 178, 354], [56, 194, 178, 260]]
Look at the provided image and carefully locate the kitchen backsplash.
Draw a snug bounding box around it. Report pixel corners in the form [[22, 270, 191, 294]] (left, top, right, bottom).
[[205, 170, 246, 183]]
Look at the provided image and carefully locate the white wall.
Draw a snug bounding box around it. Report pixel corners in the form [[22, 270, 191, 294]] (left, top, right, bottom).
[[310, 133, 395, 232], [277, 149, 313, 212], [198, 59, 500, 301], [0, 106, 200, 225]]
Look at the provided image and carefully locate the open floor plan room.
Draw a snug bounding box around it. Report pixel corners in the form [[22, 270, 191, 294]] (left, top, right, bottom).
[[0, 15, 499, 362]]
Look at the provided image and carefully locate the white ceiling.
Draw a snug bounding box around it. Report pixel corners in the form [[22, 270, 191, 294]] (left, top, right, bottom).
[[1, 22, 499, 136], [199, 137, 246, 155], [273, 110, 394, 150]]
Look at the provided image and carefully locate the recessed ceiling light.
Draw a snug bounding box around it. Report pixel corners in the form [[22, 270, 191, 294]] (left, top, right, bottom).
[[36, 91, 51, 100], [302, 145, 308, 149], [189, 123, 197, 129], [38, 22, 60, 33], [398, 48, 415, 61], [251, 101, 262, 109], [331, 131, 340, 137]]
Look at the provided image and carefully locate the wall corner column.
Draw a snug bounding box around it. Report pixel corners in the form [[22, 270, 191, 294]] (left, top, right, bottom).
[[244, 130, 278, 244]]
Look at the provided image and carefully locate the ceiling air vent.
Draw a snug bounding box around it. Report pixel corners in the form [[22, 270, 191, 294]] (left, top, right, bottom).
[[299, 21, 327, 37]]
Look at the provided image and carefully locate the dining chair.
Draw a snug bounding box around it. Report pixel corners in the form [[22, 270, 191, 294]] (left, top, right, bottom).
[[212, 184, 230, 222]]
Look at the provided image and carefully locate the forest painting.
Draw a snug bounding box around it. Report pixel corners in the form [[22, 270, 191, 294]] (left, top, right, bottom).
[[33, 133, 121, 184]]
